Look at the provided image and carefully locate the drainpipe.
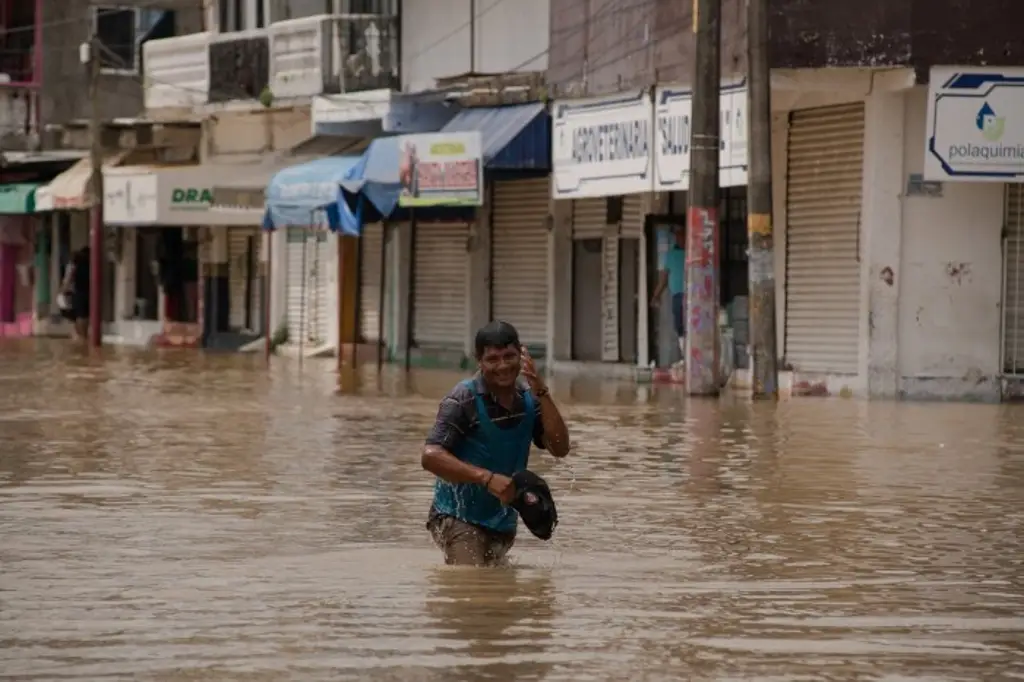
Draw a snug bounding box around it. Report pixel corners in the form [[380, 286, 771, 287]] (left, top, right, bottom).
[[469, 0, 475, 73]]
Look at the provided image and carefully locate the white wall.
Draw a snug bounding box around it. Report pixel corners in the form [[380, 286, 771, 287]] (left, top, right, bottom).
[[400, 0, 549, 93], [769, 71, 1005, 400], [896, 87, 1004, 399]]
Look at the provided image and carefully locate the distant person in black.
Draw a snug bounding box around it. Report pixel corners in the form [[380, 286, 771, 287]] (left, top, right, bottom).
[[60, 246, 90, 341]]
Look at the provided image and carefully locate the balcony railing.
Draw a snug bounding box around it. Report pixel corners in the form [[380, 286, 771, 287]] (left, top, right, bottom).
[[142, 13, 399, 111]]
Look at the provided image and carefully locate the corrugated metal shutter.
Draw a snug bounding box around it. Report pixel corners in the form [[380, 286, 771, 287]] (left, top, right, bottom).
[[784, 103, 864, 374], [228, 228, 253, 331], [1004, 185, 1024, 374], [573, 198, 606, 239], [285, 228, 330, 347], [359, 222, 384, 342], [491, 178, 549, 346], [601, 230, 620, 361], [621, 194, 645, 238], [285, 228, 306, 344], [413, 223, 468, 348]]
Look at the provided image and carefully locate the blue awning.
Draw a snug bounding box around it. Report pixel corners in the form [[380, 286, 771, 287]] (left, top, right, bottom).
[[440, 102, 549, 171], [338, 137, 403, 219], [264, 156, 362, 235]]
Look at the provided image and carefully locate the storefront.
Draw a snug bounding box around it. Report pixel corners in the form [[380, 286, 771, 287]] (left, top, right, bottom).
[[550, 84, 749, 369], [259, 155, 362, 357], [341, 106, 546, 367], [103, 163, 263, 347], [0, 185, 40, 337], [924, 65, 1024, 395]]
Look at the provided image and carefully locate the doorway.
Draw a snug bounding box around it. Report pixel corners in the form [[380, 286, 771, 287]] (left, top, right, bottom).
[[572, 238, 603, 361]]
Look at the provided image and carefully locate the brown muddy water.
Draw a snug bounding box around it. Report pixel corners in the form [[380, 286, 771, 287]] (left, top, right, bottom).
[[1, 340, 1023, 681]]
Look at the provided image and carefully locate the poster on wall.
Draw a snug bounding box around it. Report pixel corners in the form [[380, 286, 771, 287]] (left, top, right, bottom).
[[397, 132, 483, 207], [925, 66, 1024, 182]]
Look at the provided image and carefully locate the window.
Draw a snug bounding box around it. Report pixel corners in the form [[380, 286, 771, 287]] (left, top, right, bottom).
[[94, 7, 176, 74], [219, 0, 271, 32], [605, 196, 623, 224]]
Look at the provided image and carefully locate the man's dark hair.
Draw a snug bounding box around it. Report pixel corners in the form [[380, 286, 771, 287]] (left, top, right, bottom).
[[474, 320, 520, 358]]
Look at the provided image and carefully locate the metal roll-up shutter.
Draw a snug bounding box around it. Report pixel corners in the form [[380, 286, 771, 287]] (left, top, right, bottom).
[[784, 103, 864, 374], [285, 227, 307, 344], [491, 178, 549, 346], [228, 228, 253, 331], [413, 223, 469, 348], [621, 194, 645, 238], [359, 222, 384, 342], [1003, 185, 1024, 374], [573, 198, 606, 239], [601, 231, 620, 361]]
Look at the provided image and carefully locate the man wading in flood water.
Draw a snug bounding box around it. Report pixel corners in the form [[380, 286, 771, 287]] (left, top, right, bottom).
[[422, 321, 571, 566]]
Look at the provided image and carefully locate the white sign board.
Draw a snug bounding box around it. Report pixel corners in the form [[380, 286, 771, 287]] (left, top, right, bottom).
[[103, 172, 159, 224], [654, 82, 748, 191], [925, 66, 1024, 182], [552, 85, 750, 199], [552, 90, 653, 199], [104, 166, 264, 226]]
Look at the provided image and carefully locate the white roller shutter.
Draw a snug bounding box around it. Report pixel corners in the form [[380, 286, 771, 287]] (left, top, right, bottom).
[[228, 228, 254, 332], [573, 198, 606, 239], [360, 222, 384, 342], [784, 103, 864, 374], [413, 223, 468, 348], [621, 194, 645, 238], [284, 228, 330, 347], [285, 228, 306, 344], [1003, 185, 1024, 374], [601, 230, 620, 361], [491, 178, 549, 346]]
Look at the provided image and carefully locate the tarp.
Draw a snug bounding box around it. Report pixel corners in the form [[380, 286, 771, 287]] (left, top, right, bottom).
[[338, 137, 403, 219], [263, 156, 362, 235]]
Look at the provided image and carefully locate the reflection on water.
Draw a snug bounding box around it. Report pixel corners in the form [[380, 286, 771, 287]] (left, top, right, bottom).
[[1, 340, 1023, 681]]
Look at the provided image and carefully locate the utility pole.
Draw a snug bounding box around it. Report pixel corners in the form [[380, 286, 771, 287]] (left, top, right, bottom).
[[746, 0, 778, 398], [84, 37, 104, 348], [685, 0, 722, 395]]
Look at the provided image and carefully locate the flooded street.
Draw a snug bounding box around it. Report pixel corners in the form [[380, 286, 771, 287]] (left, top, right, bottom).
[[1, 341, 1023, 681]]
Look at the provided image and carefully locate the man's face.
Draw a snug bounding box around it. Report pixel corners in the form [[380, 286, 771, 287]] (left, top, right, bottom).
[[478, 344, 521, 389], [674, 229, 686, 248]]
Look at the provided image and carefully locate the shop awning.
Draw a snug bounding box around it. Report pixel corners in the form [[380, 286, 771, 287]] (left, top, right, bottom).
[[42, 150, 130, 210], [211, 136, 371, 211], [0, 183, 40, 214], [338, 137, 403, 219], [440, 102, 550, 170], [264, 156, 362, 234]]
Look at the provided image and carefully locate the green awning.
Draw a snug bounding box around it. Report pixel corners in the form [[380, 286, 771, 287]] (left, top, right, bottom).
[[0, 183, 39, 214]]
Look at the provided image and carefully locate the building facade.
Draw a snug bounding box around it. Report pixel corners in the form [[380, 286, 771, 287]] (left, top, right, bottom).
[[0, 0, 203, 339], [544, 0, 1024, 400]]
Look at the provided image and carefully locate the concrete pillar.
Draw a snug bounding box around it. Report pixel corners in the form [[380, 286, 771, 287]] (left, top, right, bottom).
[[390, 221, 413, 361], [268, 229, 288, 340], [770, 112, 789, 362], [859, 90, 906, 398], [548, 196, 573, 364], [116, 229, 137, 320], [466, 188, 492, 358]]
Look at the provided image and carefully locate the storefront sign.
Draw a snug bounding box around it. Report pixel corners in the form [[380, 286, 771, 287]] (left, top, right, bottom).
[[104, 173, 159, 224], [654, 82, 748, 191], [926, 66, 1024, 182], [552, 90, 653, 199], [552, 85, 749, 199], [397, 132, 482, 207], [104, 166, 263, 226]]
